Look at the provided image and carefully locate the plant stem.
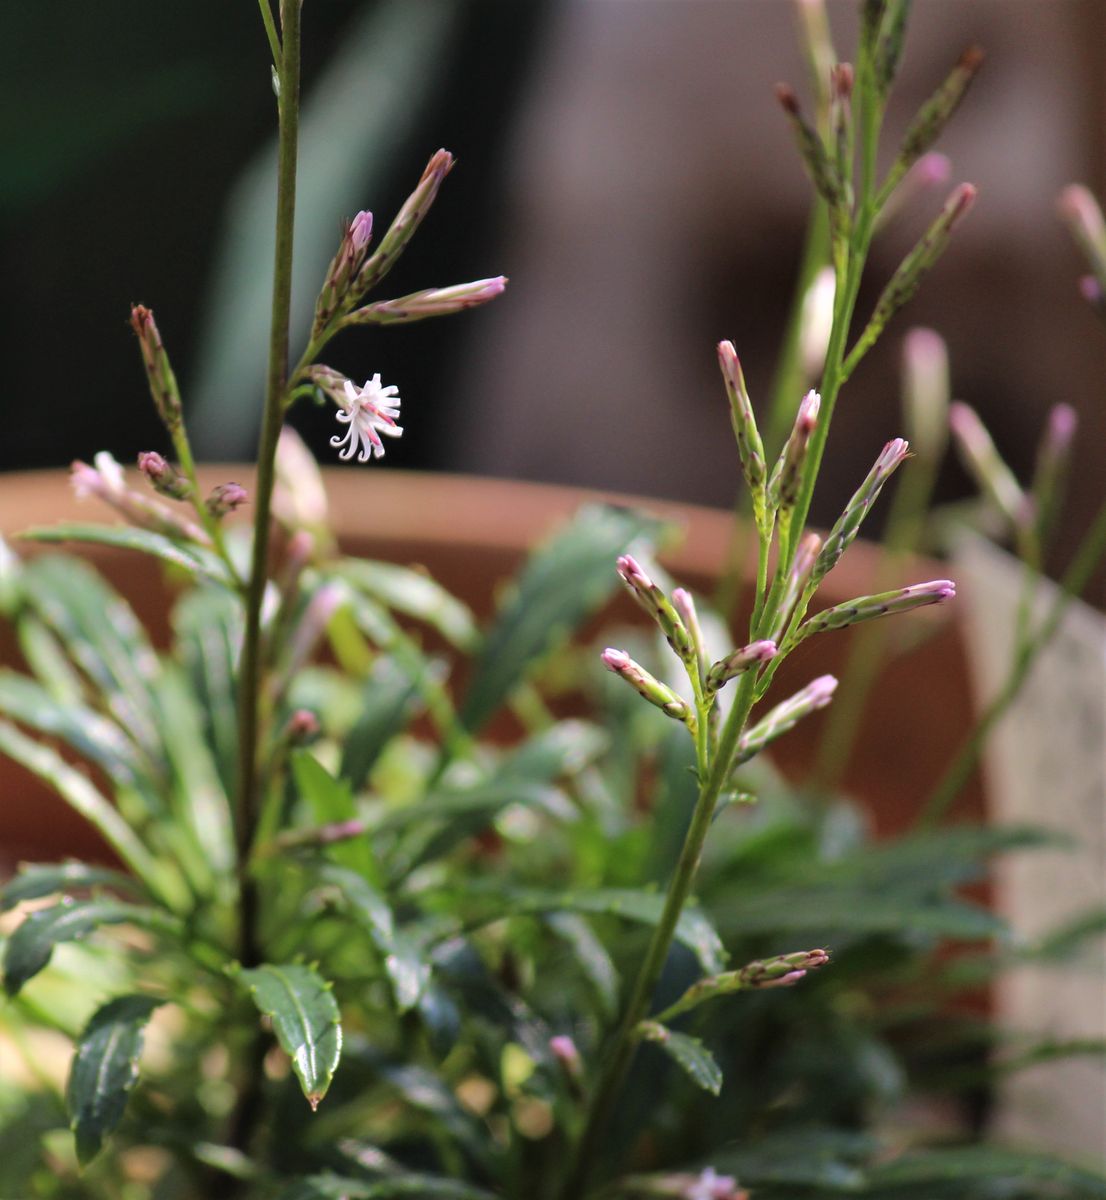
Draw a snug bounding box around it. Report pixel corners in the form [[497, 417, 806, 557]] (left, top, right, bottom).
[[256, 0, 281, 68], [558, 669, 759, 1200], [235, 0, 302, 884], [917, 496, 1106, 829]]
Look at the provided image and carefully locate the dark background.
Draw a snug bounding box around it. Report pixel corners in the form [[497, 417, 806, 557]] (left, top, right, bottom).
[[2, 0, 1103, 583]]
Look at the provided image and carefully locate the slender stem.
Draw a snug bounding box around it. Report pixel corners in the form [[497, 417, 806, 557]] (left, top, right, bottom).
[[917, 496, 1106, 829], [235, 0, 302, 883], [559, 669, 759, 1200], [256, 0, 281, 68]]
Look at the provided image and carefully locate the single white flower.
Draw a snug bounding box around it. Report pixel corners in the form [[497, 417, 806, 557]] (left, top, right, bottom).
[[330, 375, 402, 463]]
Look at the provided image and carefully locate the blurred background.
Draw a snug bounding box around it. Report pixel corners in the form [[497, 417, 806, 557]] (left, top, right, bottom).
[[1, 0, 1103, 579]]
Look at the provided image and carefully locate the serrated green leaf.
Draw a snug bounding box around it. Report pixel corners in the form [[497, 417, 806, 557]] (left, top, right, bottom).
[[0, 670, 149, 788], [3, 900, 183, 996], [338, 657, 428, 792], [459, 505, 663, 732], [66, 993, 164, 1164], [1, 862, 142, 911], [444, 886, 725, 974], [21, 524, 230, 584], [315, 864, 429, 1012], [639, 1022, 722, 1095], [546, 912, 620, 1019], [335, 559, 478, 650], [0, 719, 178, 905], [238, 964, 342, 1107]]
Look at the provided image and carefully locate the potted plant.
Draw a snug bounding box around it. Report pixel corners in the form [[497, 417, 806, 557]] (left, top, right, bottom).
[[1, 3, 1103, 1199]]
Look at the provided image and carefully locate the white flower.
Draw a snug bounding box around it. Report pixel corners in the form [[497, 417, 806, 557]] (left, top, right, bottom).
[[330, 375, 402, 463], [686, 1167, 738, 1200]]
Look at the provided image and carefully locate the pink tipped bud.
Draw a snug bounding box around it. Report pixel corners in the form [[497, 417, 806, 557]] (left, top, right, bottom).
[[349, 209, 373, 251], [205, 481, 248, 518], [917, 151, 952, 187], [137, 451, 192, 501], [738, 947, 830, 989], [717, 340, 767, 503], [736, 675, 837, 764], [769, 390, 821, 512], [601, 647, 690, 721], [348, 276, 508, 326], [706, 640, 778, 693], [796, 579, 955, 642], [615, 557, 695, 664], [672, 587, 707, 667], [130, 303, 183, 431], [902, 328, 949, 463], [950, 401, 1025, 525], [549, 1035, 582, 1079], [1058, 184, 1106, 245], [286, 709, 321, 744]]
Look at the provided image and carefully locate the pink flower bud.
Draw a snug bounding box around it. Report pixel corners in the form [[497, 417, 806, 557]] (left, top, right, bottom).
[[206, 482, 249, 518]]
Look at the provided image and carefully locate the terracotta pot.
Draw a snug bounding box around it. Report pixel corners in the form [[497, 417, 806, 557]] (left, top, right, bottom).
[[0, 467, 983, 867]]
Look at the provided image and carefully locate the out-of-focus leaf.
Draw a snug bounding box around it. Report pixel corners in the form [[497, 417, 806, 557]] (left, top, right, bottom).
[[546, 912, 620, 1019], [460, 505, 664, 732], [0, 862, 142, 911], [443, 886, 725, 974], [173, 587, 242, 798], [864, 1146, 1106, 1196], [315, 864, 430, 1012], [336, 559, 478, 650], [18, 556, 165, 760], [3, 900, 183, 996], [21, 525, 230, 585], [0, 719, 176, 904], [498, 719, 608, 781], [639, 1022, 722, 1095], [0, 670, 149, 787], [237, 963, 342, 1108], [277, 1173, 498, 1200], [416, 984, 462, 1058], [292, 752, 379, 882], [66, 993, 164, 1164], [711, 1128, 876, 1190], [339, 657, 428, 792]]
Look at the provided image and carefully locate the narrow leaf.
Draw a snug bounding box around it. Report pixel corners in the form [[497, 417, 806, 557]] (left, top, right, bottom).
[[316, 864, 430, 1012], [3, 900, 183, 996], [336, 559, 478, 650], [1, 862, 142, 912], [21, 524, 230, 584], [237, 964, 342, 1108], [866, 1146, 1106, 1196], [66, 993, 164, 1164], [338, 658, 427, 792], [0, 719, 175, 904], [546, 912, 620, 1019], [293, 752, 379, 881], [639, 1021, 723, 1095], [278, 1173, 497, 1200], [460, 505, 664, 732]]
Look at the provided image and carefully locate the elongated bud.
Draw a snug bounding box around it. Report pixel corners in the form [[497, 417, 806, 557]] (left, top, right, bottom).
[[876, 152, 951, 231], [901, 328, 949, 464], [874, 0, 911, 94], [794, 0, 836, 115], [949, 402, 1025, 526], [799, 266, 836, 382], [769, 390, 820, 512], [71, 453, 209, 544], [355, 149, 455, 296], [137, 451, 192, 500], [1030, 404, 1077, 542], [346, 276, 507, 327], [549, 1035, 583, 1085], [775, 83, 842, 209], [895, 47, 984, 178], [813, 439, 909, 584], [205, 481, 248, 518], [738, 947, 830, 989], [771, 531, 822, 641], [671, 587, 707, 673], [313, 210, 374, 334], [735, 674, 837, 765], [854, 185, 976, 361], [795, 579, 955, 643], [705, 639, 777, 694], [1058, 185, 1106, 305], [600, 648, 690, 721], [130, 305, 183, 432], [274, 427, 332, 545], [717, 342, 767, 514], [277, 583, 348, 700], [615, 555, 695, 664]]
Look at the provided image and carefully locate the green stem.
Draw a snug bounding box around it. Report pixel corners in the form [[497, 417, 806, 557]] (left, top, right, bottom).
[[256, 0, 281, 68], [558, 669, 759, 1200], [917, 496, 1106, 829], [235, 0, 301, 924]]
